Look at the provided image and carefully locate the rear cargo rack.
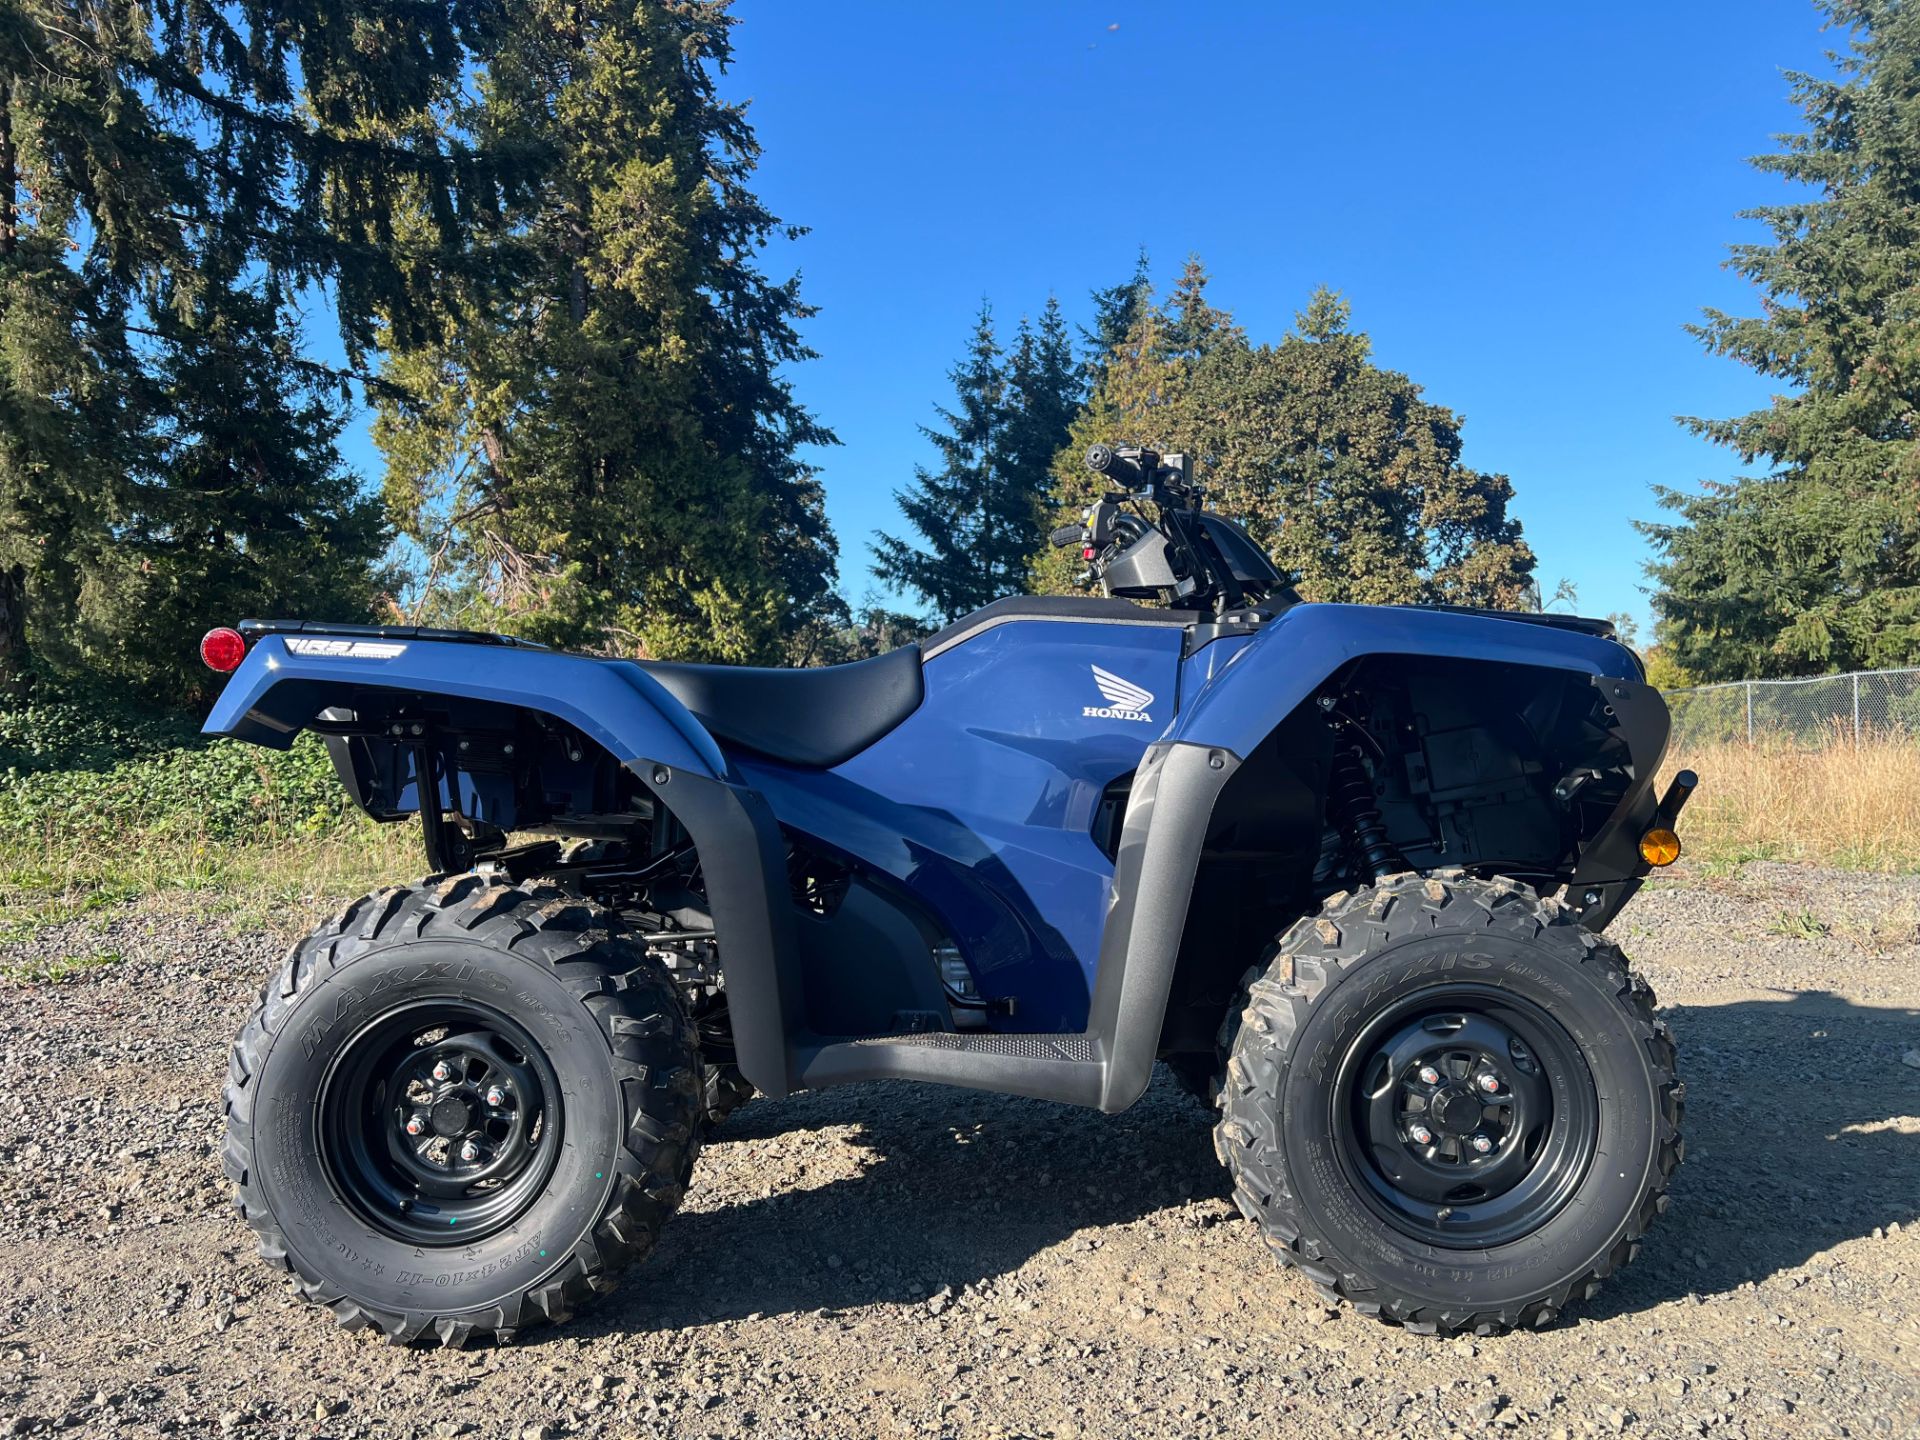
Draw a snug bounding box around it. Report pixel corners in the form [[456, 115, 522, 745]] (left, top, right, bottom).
[[237, 619, 548, 649]]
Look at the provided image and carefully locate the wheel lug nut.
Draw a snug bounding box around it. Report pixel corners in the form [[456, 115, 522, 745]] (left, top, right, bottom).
[[432, 1062, 452, 1082], [1470, 1134, 1494, 1154], [1417, 1065, 1441, 1085], [459, 1140, 480, 1163], [1408, 1123, 1434, 1145], [1477, 1074, 1500, 1093], [404, 1115, 425, 1137], [484, 1086, 507, 1107]]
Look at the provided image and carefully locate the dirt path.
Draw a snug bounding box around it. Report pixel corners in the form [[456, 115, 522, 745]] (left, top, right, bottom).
[[2, 861, 1918, 1438]]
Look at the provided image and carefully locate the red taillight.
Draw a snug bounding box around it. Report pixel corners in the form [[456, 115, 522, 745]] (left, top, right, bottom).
[[200, 626, 247, 673]]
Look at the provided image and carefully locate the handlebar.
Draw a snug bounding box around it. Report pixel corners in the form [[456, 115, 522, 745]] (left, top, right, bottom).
[[1084, 442, 1152, 489], [1069, 440, 1275, 613]]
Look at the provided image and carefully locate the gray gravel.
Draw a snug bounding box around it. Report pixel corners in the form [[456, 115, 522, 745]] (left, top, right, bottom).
[[2, 861, 1919, 1438]]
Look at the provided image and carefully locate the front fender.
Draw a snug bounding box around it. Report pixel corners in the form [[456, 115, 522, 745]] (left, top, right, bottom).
[[202, 634, 729, 780], [1169, 603, 1644, 757], [1164, 602, 1670, 933]]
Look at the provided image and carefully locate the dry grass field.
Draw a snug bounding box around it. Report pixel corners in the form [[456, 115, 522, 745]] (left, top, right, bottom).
[[1666, 732, 1920, 873]]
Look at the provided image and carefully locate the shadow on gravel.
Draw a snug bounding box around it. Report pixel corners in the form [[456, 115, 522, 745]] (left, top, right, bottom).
[[1589, 989, 1920, 1320], [549, 990, 1918, 1341], [567, 1075, 1230, 1340]]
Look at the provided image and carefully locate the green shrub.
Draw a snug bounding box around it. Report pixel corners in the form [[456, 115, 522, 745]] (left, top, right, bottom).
[[0, 674, 202, 775], [0, 675, 358, 845], [0, 732, 356, 845]]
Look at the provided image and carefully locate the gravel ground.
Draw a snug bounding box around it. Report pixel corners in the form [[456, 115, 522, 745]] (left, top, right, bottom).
[[1, 860, 1918, 1439]]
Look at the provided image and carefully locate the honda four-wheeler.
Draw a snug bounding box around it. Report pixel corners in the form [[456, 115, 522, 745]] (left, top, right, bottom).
[[203, 443, 1693, 1345]]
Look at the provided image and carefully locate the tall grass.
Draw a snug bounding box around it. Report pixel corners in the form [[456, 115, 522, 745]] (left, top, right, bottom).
[[0, 823, 420, 942], [0, 680, 420, 939], [1666, 727, 1920, 872]]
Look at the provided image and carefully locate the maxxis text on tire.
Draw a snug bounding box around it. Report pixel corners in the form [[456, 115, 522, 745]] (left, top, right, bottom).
[[221, 875, 702, 1345], [1214, 869, 1683, 1336]]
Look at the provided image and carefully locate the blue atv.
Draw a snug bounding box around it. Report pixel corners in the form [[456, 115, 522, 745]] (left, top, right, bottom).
[[204, 444, 1692, 1345]]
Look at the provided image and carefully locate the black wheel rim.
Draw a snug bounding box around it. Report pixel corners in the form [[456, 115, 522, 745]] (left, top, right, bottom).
[[317, 1001, 563, 1245], [1332, 984, 1599, 1249]]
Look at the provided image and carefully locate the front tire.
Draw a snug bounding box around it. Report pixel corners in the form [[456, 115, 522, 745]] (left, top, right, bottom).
[[701, 1061, 756, 1129], [1215, 871, 1682, 1335], [222, 876, 702, 1344]]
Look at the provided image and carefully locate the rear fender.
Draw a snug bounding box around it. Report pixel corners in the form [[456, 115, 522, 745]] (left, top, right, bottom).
[[203, 634, 726, 778], [202, 635, 808, 1100]]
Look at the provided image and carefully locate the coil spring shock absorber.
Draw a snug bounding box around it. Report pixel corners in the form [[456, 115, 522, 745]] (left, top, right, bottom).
[[1329, 732, 1403, 882]]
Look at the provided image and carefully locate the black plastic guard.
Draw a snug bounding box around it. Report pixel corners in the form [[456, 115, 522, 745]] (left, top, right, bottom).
[[1089, 740, 1241, 1111], [642, 767, 806, 1100], [1567, 675, 1674, 930]]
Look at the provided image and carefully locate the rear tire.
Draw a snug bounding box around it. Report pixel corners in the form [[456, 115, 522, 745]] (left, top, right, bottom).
[[1214, 870, 1682, 1335], [222, 875, 702, 1344]]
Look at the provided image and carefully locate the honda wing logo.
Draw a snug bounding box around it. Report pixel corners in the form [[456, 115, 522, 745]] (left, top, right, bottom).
[[1085, 665, 1154, 723], [285, 637, 408, 660]]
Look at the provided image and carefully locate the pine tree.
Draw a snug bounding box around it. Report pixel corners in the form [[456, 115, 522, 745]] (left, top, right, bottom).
[[1639, 0, 1920, 680], [1081, 248, 1153, 390], [0, 211, 141, 694], [0, 0, 185, 692], [876, 295, 1083, 622], [86, 281, 389, 702], [376, 0, 840, 663], [872, 305, 1011, 621], [1162, 253, 1245, 361], [143, 0, 485, 364], [1002, 295, 1082, 545], [0, 0, 457, 700]]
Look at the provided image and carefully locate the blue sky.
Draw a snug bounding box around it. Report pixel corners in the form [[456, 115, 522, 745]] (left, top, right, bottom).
[[337, 0, 1836, 635]]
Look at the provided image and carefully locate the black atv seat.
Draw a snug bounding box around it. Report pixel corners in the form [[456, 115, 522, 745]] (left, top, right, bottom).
[[634, 645, 925, 769]]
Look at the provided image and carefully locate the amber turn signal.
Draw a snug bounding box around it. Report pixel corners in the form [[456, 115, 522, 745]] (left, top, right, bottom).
[[1638, 827, 1682, 867]]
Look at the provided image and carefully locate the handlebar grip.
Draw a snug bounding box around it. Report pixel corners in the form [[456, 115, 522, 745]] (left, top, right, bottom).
[[1049, 524, 1086, 549], [1084, 443, 1117, 476]]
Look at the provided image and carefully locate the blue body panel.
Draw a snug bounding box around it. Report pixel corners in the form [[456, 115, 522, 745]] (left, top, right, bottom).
[[204, 604, 1644, 1039], [723, 606, 1640, 1032], [736, 620, 1184, 1030]]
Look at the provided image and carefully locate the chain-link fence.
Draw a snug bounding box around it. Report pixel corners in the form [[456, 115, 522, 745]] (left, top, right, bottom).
[[1665, 667, 1920, 749]]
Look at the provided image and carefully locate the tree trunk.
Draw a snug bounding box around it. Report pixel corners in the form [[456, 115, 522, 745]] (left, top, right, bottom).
[[0, 563, 29, 698], [0, 89, 26, 695], [0, 79, 15, 258]]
